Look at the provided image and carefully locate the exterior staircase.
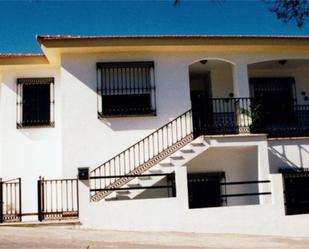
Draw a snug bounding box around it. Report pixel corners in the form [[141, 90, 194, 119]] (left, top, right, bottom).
[[105, 137, 209, 201], [89, 109, 209, 202]]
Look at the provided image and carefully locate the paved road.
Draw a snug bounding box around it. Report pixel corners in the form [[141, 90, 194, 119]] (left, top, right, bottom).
[[0, 226, 309, 249]]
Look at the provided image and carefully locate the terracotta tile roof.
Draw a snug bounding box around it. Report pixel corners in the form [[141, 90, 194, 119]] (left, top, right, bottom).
[[36, 34, 309, 43]]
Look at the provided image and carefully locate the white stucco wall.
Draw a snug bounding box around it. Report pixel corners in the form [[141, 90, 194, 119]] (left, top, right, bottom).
[[79, 172, 309, 236], [268, 138, 309, 173], [210, 67, 234, 98], [187, 146, 259, 206], [0, 67, 61, 215]]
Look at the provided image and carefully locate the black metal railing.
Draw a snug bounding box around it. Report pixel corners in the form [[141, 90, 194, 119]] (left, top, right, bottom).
[[251, 103, 309, 137], [220, 180, 271, 203], [193, 97, 309, 138], [0, 178, 22, 223], [190, 177, 271, 209], [37, 177, 79, 221], [90, 173, 176, 199], [192, 98, 252, 136], [90, 110, 193, 198]]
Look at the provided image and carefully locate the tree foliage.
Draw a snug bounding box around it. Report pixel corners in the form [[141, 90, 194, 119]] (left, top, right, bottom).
[[268, 0, 309, 28]]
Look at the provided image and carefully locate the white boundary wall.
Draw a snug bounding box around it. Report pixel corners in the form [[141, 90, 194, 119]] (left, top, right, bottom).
[[79, 173, 309, 236]]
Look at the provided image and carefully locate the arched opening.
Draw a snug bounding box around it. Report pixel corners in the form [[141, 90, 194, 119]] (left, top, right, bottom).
[[247, 59, 309, 137], [188, 59, 235, 137]]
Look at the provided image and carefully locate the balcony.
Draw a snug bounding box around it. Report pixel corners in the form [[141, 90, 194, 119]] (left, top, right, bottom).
[[192, 97, 309, 138]]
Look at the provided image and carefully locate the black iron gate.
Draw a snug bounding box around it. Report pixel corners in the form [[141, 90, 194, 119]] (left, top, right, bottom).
[[0, 178, 22, 223], [281, 169, 309, 215], [37, 177, 79, 221]]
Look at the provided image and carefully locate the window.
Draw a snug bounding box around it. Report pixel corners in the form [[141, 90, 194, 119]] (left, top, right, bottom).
[[187, 172, 225, 209], [17, 78, 55, 128], [97, 61, 156, 117]]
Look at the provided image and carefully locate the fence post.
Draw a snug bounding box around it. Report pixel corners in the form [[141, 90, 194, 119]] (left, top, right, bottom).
[[18, 178, 22, 222], [0, 178, 3, 223], [37, 177, 44, 222]]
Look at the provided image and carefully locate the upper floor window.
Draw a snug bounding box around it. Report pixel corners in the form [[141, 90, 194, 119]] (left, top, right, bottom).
[[17, 78, 55, 128], [97, 61, 156, 117]]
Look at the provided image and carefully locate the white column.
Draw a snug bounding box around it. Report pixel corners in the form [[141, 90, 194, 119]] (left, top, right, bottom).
[[175, 166, 189, 209], [232, 62, 251, 131], [78, 179, 91, 225], [258, 139, 271, 205], [270, 174, 285, 216], [232, 62, 250, 98]]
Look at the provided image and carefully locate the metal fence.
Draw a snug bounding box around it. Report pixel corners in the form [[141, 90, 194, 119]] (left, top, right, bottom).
[[0, 178, 22, 223], [37, 177, 79, 221]]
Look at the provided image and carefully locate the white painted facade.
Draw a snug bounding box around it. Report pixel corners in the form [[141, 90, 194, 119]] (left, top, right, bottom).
[[1, 35, 309, 235]]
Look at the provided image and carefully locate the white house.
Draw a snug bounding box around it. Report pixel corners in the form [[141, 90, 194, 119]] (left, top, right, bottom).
[[1, 35, 309, 236]]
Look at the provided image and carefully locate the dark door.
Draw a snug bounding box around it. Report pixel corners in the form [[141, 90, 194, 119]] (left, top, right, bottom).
[[250, 77, 295, 131], [187, 173, 225, 209], [189, 72, 213, 138], [282, 171, 309, 215], [191, 91, 213, 138]]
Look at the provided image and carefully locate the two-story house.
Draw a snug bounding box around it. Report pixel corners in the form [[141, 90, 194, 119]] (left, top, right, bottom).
[[1, 35, 309, 236]]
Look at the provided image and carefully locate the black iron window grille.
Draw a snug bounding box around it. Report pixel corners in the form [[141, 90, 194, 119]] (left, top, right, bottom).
[[97, 61, 156, 117], [17, 78, 55, 128]]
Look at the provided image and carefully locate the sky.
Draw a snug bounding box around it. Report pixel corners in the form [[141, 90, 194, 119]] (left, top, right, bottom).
[[1, 0, 309, 53]]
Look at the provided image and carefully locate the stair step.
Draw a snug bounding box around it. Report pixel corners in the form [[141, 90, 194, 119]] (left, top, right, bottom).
[[105, 197, 117, 201], [116, 195, 131, 200], [180, 148, 195, 153], [127, 183, 141, 188], [138, 175, 152, 180], [116, 190, 130, 194], [170, 155, 184, 160], [159, 162, 174, 167], [106, 195, 131, 201], [190, 142, 205, 147], [148, 169, 163, 174]]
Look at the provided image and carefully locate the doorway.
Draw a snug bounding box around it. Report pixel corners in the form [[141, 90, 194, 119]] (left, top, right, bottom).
[[250, 77, 295, 131], [188, 59, 236, 137], [189, 71, 213, 138]]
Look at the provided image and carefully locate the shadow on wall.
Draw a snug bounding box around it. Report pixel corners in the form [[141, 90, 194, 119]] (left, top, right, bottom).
[[99, 115, 164, 131], [62, 55, 190, 132], [268, 141, 309, 173]]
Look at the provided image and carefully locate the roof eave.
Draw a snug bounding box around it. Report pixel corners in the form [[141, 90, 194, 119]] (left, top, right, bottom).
[[0, 54, 49, 66]]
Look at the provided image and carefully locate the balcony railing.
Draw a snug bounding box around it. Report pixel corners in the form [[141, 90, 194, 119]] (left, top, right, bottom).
[[193, 98, 252, 136], [194, 98, 309, 138]]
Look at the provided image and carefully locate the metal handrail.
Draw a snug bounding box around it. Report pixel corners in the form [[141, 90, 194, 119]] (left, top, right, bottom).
[[90, 109, 193, 197]]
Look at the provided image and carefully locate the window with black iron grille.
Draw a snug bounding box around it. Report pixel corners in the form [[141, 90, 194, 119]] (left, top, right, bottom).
[[97, 61, 156, 117], [17, 78, 55, 128]]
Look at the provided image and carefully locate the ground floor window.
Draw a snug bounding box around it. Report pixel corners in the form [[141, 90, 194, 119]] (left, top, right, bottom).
[[187, 172, 225, 209], [281, 169, 309, 215]]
